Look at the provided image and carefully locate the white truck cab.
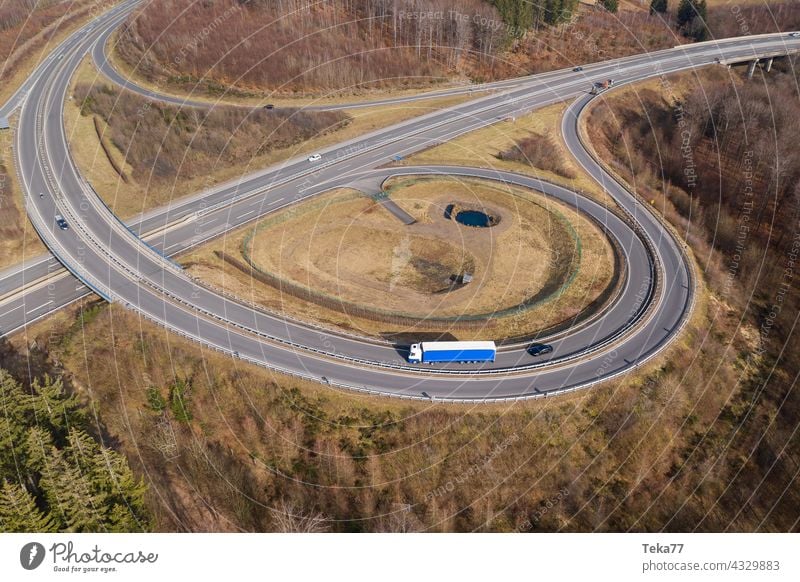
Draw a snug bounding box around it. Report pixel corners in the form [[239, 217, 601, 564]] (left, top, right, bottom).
[[408, 343, 422, 364]]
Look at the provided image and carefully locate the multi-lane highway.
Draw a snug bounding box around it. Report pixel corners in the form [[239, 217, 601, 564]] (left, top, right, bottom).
[[2, 0, 799, 400]]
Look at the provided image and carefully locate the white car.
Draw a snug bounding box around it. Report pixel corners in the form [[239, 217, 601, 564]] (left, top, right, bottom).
[[790, 32, 800, 38], [307, 153, 322, 162]]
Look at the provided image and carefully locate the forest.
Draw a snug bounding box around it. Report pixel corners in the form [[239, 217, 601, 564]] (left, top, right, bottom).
[[115, 0, 800, 96], [116, 0, 508, 94], [0, 340, 148, 532], [586, 57, 800, 530], [0, 0, 111, 85], [0, 0, 61, 32]]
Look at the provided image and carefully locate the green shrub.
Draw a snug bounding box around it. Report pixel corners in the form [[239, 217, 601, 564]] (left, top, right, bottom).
[[146, 387, 166, 412], [169, 378, 192, 422]]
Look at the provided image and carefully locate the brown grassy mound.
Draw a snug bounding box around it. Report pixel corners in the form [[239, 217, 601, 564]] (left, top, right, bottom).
[[181, 178, 617, 341], [497, 133, 577, 179], [73, 83, 349, 184]]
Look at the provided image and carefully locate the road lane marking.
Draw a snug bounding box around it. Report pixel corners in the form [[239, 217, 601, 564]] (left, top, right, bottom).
[[27, 300, 54, 314], [0, 304, 23, 318], [236, 209, 256, 219]]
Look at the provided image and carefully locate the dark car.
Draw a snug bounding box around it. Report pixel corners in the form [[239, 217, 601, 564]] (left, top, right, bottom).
[[528, 343, 553, 357], [55, 214, 69, 230], [573, 66, 583, 72], [264, 104, 275, 110]]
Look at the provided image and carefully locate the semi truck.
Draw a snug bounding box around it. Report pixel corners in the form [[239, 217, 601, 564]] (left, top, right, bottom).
[[408, 341, 496, 364], [590, 79, 614, 95]]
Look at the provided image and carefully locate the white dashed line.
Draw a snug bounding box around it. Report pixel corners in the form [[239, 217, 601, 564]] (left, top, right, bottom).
[[27, 300, 53, 314], [0, 304, 23, 318], [236, 209, 256, 220]]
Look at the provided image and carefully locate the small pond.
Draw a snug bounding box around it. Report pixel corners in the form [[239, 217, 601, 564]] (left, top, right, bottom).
[[455, 210, 492, 227]]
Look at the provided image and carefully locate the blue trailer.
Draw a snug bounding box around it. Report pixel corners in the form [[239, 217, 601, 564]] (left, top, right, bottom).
[[408, 341, 496, 364]]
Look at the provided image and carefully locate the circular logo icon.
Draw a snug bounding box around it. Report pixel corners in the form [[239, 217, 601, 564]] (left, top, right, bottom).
[[20, 542, 46, 570]]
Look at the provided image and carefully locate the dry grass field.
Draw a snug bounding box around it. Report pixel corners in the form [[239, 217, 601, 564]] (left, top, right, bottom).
[[403, 101, 613, 206]]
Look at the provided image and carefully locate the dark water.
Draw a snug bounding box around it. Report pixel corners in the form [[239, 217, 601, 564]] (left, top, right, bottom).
[[455, 210, 491, 227]]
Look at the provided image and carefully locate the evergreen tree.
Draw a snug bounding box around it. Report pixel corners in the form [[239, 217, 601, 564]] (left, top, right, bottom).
[[0, 368, 150, 533], [650, 0, 668, 13], [0, 480, 57, 533], [66, 427, 149, 531], [599, 0, 619, 13], [25, 426, 69, 529], [0, 370, 33, 476], [677, 0, 707, 28], [488, 0, 580, 30], [102, 454, 149, 532], [29, 375, 85, 437], [52, 461, 108, 532], [677, 0, 708, 41]]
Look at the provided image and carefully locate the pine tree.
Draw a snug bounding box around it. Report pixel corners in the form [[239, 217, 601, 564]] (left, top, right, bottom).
[[1, 367, 150, 532], [66, 428, 149, 531], [65, 427, 101, 474], [599, 0, 619, 13], [678, 0, 707, 28], [650, 0, 668, 13], [51, 461, 108, 532], [27, 427, 107, 532], [29, 375, 85, 437], [677, 0, 708, 41], [25, 427, 69, 530], [0, 480, 57, 532], [488, 0, 580, 30], [99, 450, 149, 531], [0, 370, 32, 476]]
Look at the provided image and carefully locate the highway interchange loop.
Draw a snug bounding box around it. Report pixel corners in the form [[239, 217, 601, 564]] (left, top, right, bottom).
[[1, 0, 799, 401]]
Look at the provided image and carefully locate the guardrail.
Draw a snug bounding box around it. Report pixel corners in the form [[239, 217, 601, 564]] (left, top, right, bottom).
[[569, 90, 698, 377], [132, 303, 684, 404]]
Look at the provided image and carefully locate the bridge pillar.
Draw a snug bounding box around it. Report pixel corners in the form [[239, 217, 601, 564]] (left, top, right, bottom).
[[765, 57, 774, 72], [747, 59, 758, 79]]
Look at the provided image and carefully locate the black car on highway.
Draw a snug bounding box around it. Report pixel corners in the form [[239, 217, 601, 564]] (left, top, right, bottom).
[[528, 343, 553, 356]]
